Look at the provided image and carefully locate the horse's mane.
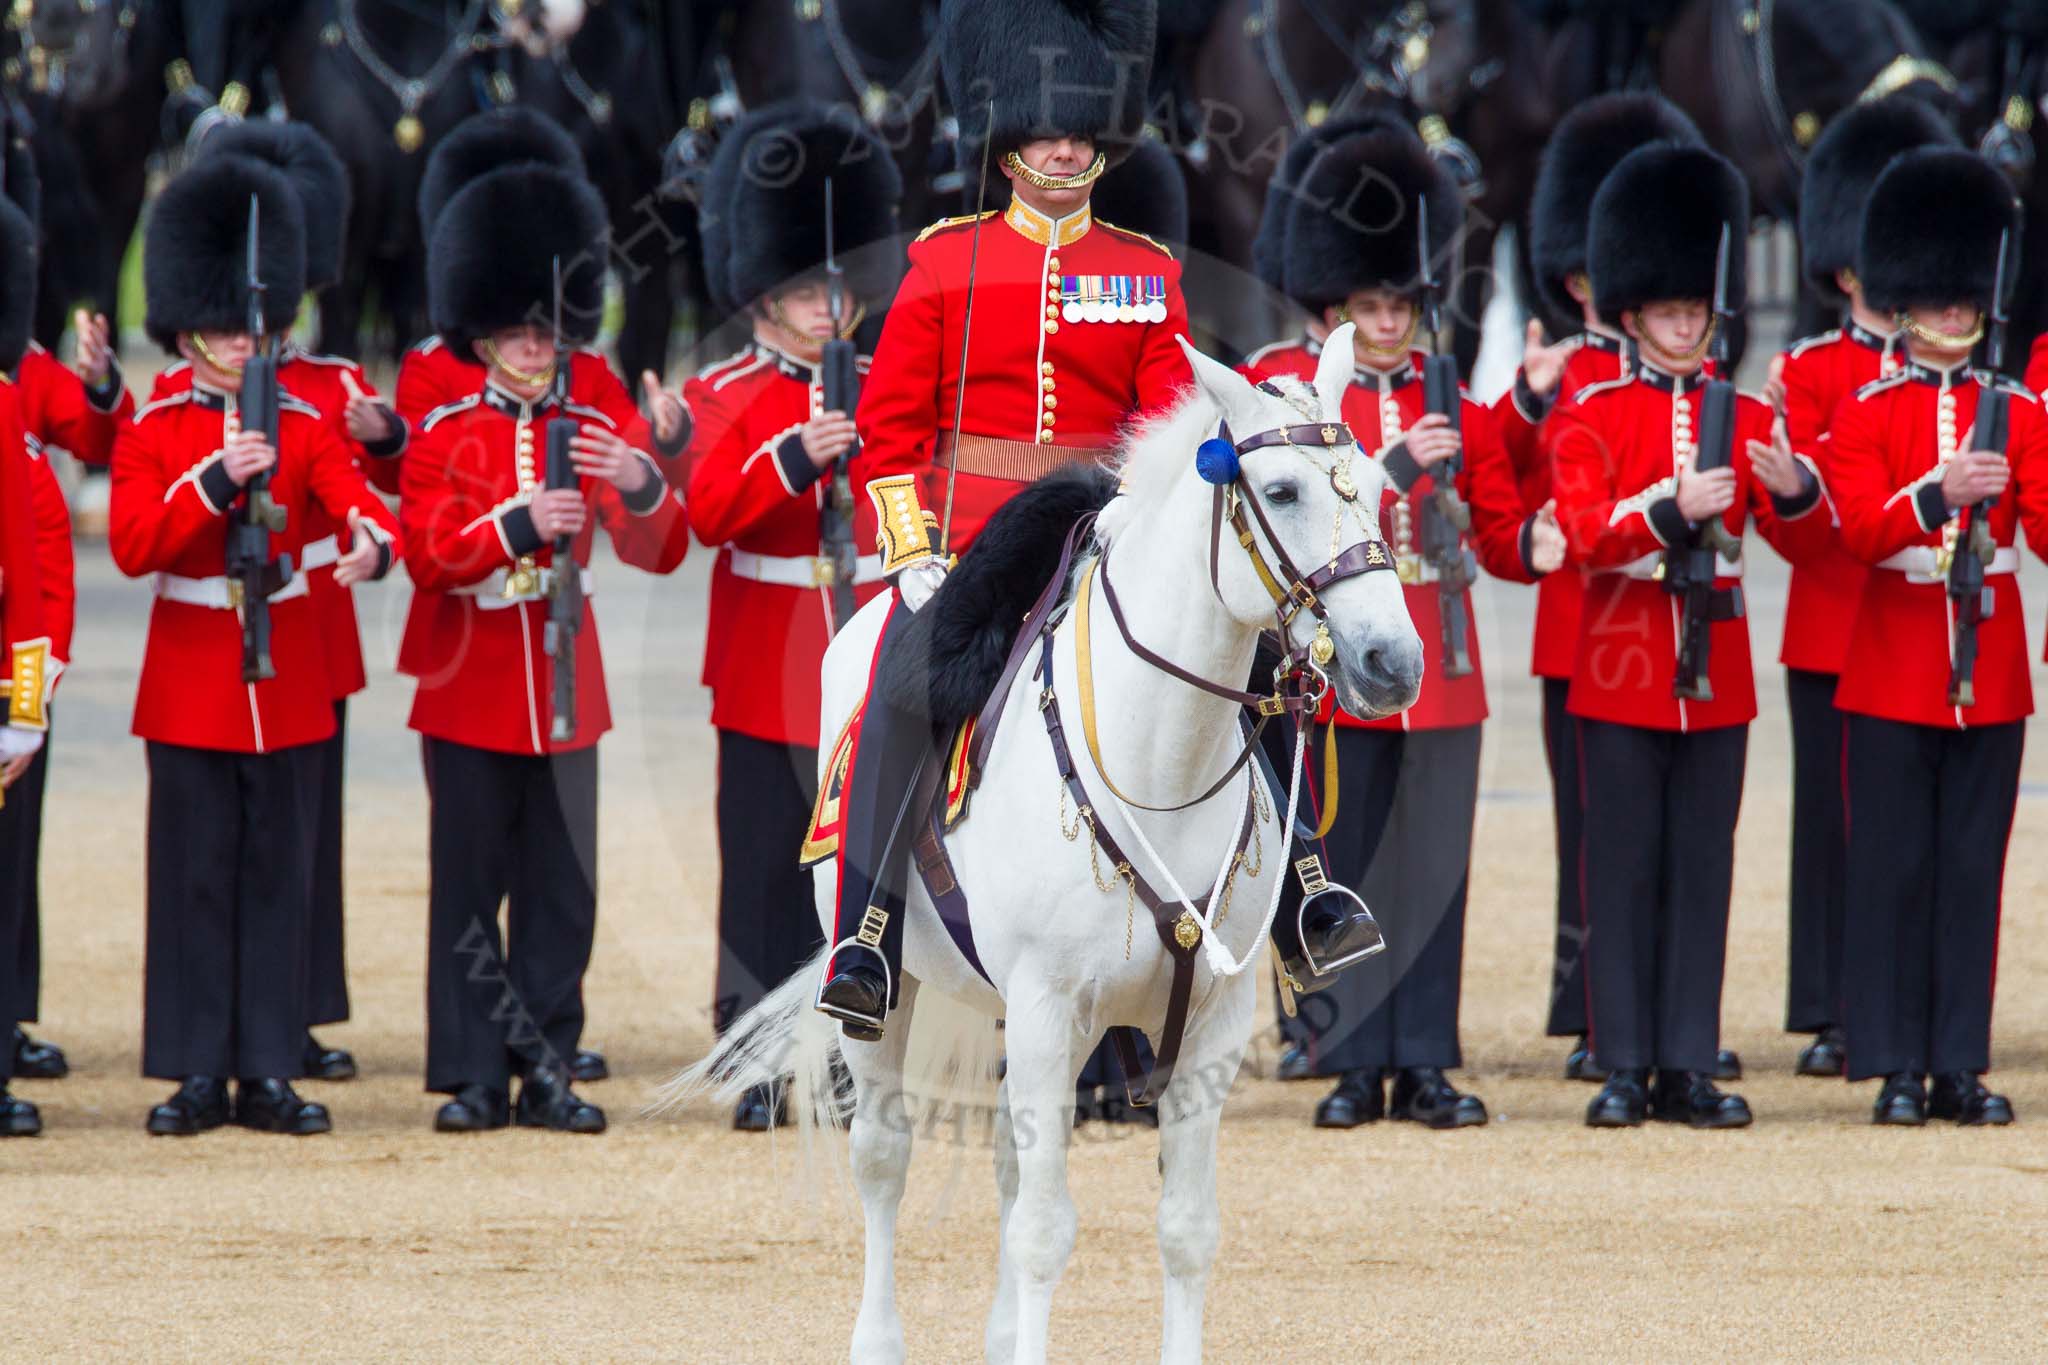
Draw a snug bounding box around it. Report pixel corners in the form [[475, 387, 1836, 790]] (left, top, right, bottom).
[[1103, 372, 1324, 542]]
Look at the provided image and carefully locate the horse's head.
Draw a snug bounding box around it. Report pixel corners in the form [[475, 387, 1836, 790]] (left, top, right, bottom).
[[1171, 325, 1423, 721], [13, 0, 135, 109]]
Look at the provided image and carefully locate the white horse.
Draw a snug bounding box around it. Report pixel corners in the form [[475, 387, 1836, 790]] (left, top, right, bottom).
[[670, 329, 1422, 1363]]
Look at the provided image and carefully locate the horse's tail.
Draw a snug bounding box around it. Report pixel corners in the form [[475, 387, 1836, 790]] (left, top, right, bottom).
[[650, 945, 837, 1121]]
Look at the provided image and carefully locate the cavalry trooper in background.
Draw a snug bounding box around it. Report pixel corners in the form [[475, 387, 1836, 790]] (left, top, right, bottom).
[[814, 0, 1190, 1041], [403, 161, 689, 1135], [1507, 92, 1711, 1085], [110, 154, 401, 1137], [1771, 97, 1958, 1080], [1827, 147, 2045, 1126], [0, 194, 73, 1138], [1549, 141, 1832, 1130], [146, 119, 412, 1085], [684, 98, 901, 1131], [1242, 115, 1563, 1129]]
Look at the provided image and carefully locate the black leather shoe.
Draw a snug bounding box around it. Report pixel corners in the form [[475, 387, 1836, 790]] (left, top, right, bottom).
[[1796, 1027, 1846, 1078], [13, 1026, 69, 1079], [1563, 1036, 1608, 1083], [571, 1048, 609, 1083], [1585, 1069, 1649, 1127], [517, 1066, 606, 1133], [434, 1083, 510, 1132], [817, 963, 887, 1042], [233, 1079, 332, 1135], [1389, 1067, 1488, 1129], [1872, 1072, 1927, 1126], [1713, 1049, 1743, 1081], [1650, 1070, 1753, 1128], [147, 1076, 229, 1135], [301, 1032, 357, 1081], [1312, 1070, 1384, 1128], [1929, 1071, 2015, 1126], [0, 1089, 40, 1136], [1275, 1043, 1312, 1082], [731, 1082, 786, 1132]]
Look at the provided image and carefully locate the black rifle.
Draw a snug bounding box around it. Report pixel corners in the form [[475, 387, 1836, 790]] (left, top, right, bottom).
[[1667, 223, 1746, 702], [229, 193, 290, 683], [1948, 227, 2014, 708], [543, 257, 582, 741], [1415, 196, 1476, 677], [819, 178, 860, 628]]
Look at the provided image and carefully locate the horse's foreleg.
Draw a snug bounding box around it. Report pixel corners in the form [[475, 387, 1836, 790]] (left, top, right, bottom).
[[985, 1078, 1021, 1364], [845, 978, 919, 1365], [998, 998, 1082, 1365], [1156, 1032, 1245, 1364]]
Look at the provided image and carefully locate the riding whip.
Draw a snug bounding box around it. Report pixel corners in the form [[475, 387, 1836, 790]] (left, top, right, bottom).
[[938, 101, 995, 556]]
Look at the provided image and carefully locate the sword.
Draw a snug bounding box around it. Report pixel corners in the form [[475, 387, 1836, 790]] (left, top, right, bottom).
[[938, 101, 996, 557]]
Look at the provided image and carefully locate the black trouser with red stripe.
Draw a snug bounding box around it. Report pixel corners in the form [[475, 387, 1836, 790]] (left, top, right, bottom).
[[827, 605, 922, 1006], [1303, 725, 1480, 1077], [1841, 715, 2022, 1082], [142, 741, 315, 1081], [714, 729, 823, 1034], [304, 698, 350, 1028], [422, 738, 598, 1094], [1784, 669, 1848, 1034], [1577, 719, 1746, 1075], [1540, 679, 1589, 1038], [2, 717, 50, 1035]]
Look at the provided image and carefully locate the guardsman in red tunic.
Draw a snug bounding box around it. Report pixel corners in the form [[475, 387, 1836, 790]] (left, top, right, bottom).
[[405, 162, 688, 1134], [1512, 93, 1704, 1083], [815, 0, 1186, 1038], [0, 196, 68, 1138], [684, 99, 900, 1131], [1243, 116, 1562, 1129], [1827, 149, 2045, 1126], [1770, 98, 1957, 1081], [111, 156, 401, 1138], [1550, 143, 1831, 1129]]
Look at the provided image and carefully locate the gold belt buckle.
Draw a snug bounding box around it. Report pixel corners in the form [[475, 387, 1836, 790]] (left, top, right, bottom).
[[1934, 542, 1954, 576], [225, 578, 245, 609], [1257, 695, 1286, 718], [1395, 555, 1422, 585], [810, 556, 838, 587], [504, 560, 539, 599]]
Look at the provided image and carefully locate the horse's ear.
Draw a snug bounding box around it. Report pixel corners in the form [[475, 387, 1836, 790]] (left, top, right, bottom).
[[1314, 323, 1356, 422], [1176, 335, 1262, 430]]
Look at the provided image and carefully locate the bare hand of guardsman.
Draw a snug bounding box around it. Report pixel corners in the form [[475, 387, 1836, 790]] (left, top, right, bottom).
[[1404, 411, 1461, 468], [801, 410, 859, 470], [1746, 413, 1807, 499], [530, 488, 587, 540], [340, 369, 399, 444], [642, 370, 686, 447], [570, 422, 652, 494], [1942, 436, 2010, 511], [222, 429, 277, 486], [1675, 457, 1737, 522], [71, 308, 113, 387], [1528, 499, 1566, 574], [1762, 353, 1788, 415], [332, 507, 382, 586], [1521, 319, 1572, 398]]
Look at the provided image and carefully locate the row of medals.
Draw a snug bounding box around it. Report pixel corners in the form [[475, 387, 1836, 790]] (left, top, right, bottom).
[[1060, 278, 1170, 326]]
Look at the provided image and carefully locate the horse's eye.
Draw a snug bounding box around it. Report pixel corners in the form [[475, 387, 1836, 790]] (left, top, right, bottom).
[[1262, 482, 1298, 506]]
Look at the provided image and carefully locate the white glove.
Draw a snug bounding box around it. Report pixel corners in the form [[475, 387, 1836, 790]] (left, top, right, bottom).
[[0, 724, 45, 763], [895, 558, 949, 612]]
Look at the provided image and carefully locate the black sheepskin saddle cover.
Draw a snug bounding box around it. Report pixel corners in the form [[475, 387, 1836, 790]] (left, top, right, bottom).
[[875, 464, 1119, 728]]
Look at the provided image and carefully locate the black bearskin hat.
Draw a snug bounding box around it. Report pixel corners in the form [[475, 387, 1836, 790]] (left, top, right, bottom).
[[428, 162, 609, 358], [941, 0, 1156, 167], [1800, 97, 1958, 304], [700, 98, 904, 316], [1264, 114, 1461, 311], [1250, 118, 1364, 293], [144, 155, 306, 352], [0, 198, 35, 372], [1587, 141, 1748, 326], [1858, 147, 2021, 316], [1088, 134, 1187, 245], [1529, 93, 1700, 328], [417, 106, 585, 237], [198, 120, 352, 291]]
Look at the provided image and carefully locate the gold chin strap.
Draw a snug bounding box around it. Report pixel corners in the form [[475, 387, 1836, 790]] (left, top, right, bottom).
[[187, 332, 245, 376], [481, 338, 556, 390], [1337, 311, 1419, 361], [1638, 318, 1715, 371], [1898, 312, 1986, 352], [1002, 150, 1106, 192], [770, 296, 866, 349]]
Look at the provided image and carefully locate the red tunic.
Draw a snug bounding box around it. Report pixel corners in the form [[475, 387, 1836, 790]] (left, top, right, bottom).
[[0, 389, 59, 722], [854, 198, 1189, 551], [684, 342, 884, 748], [399, 383, 688, 755], [1826, 362, 2048, 730], [15, 342, 133, 466], [1775, 322, 1898, 674], [108, 384, 402, 753], [394, 336, 642, 437], [23, 434, 73, 669], [1551, 363, 1834, 731], [1241, 340, 1537, 731]]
